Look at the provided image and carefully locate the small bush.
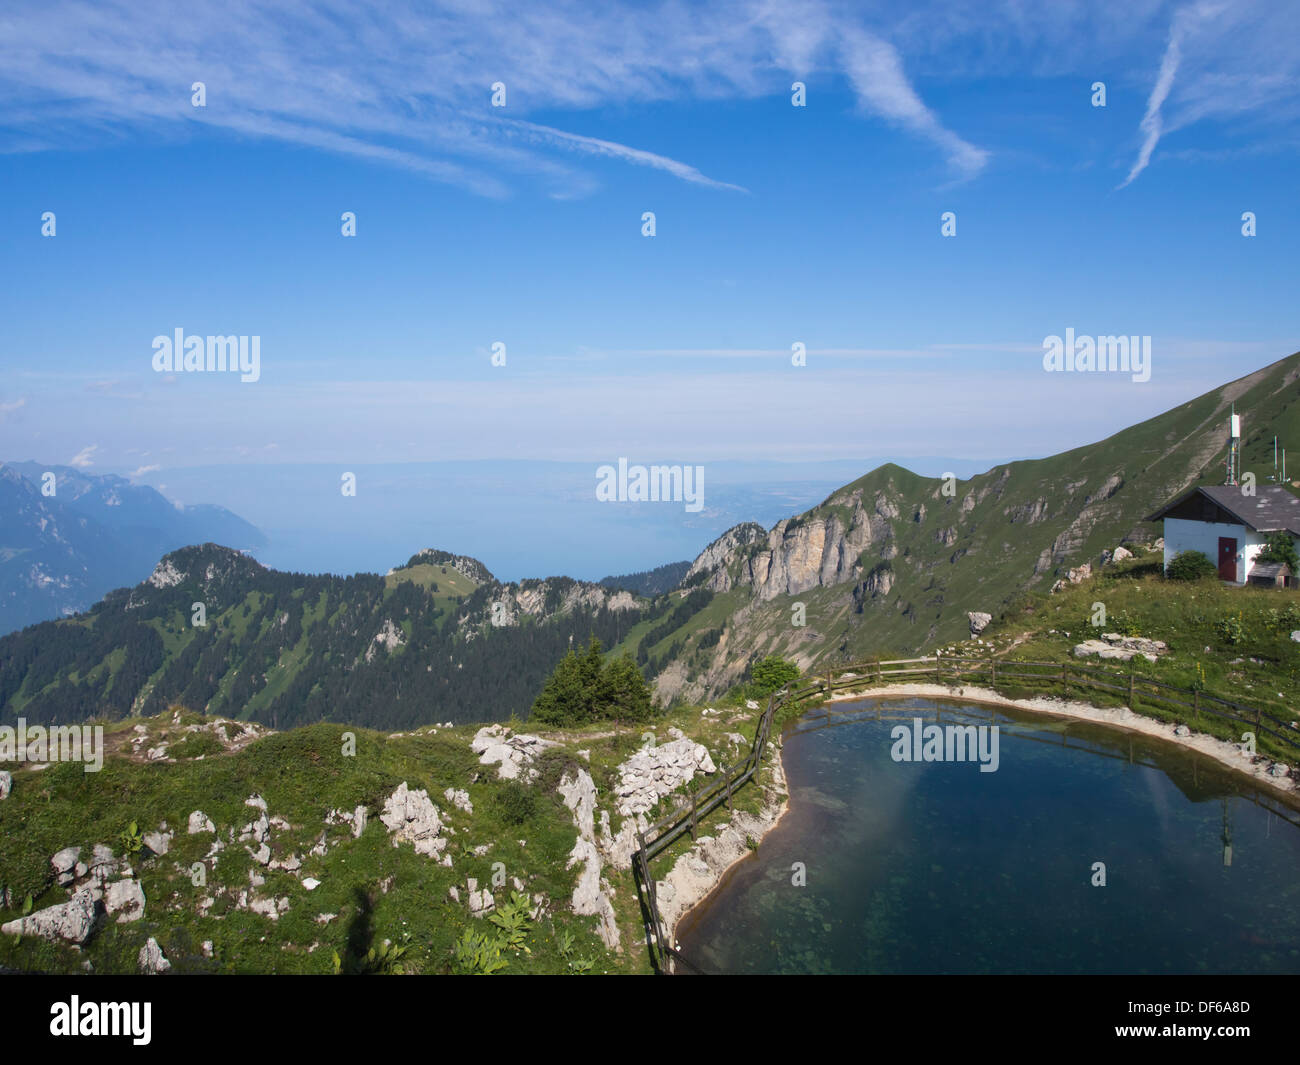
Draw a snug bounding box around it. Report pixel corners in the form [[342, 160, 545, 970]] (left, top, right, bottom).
[[494, 780, 536, 826], [749, 655, 800, 696], [1166, 550, 1218, 581], [1215, 613, 1246, 646]]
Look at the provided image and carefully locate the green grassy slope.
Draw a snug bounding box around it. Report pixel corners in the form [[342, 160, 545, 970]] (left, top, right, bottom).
[[646, 351, 1300, 701]]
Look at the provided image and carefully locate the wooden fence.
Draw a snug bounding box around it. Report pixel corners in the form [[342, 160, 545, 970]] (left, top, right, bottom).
[[631, 655, 1300, 973]]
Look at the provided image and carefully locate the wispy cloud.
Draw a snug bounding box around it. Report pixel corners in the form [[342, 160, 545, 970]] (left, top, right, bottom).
[[837, 25, 989, 177], [0, 398, 27, 419], [0, 0, 989, 194], [68, 444, 98, 468], [505, 119, 751, 193], [1116, 1, 1283, 188]]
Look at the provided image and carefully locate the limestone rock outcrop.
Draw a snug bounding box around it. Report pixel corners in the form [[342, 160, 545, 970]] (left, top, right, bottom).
[[380, 782, 450, 861], [614, 734, 716, 818], [1072, 632, 1168, 663], [471, 725, 557, 781], [2, 888, 99, 944]]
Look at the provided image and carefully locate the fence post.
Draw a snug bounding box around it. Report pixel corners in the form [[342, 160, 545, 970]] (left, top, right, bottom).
[[1193, 689, 1199, 723], [689, 788, 698, 841], [1128, 672, 1135, 705]]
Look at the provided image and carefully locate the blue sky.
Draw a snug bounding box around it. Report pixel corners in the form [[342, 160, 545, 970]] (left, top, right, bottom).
[[1, 0, 1298, 487]]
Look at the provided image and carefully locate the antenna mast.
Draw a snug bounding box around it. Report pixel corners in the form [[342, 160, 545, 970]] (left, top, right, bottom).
[[1226, 406, 1241, 486]]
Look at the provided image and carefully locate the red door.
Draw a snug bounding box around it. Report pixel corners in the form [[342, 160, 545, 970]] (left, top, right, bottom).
[[1218, 537, 1238, 581]]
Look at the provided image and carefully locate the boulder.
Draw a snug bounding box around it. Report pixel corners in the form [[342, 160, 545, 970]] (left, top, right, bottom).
[[187, 810, 216, 835], [471, 725, 557, 781], [105, 879, 146, 922], [51, 846, 81, 886], [0, 771, 11, 800], [465, 877, 495, 916], [143, 830, 172, 856], [138, 937, 171, 974], [2, 888, 99, 944], [380, 782, 448, 858], [443, 787, 473, 814], [967, 611, 992, 636], [1073, 633, 1167, 663]]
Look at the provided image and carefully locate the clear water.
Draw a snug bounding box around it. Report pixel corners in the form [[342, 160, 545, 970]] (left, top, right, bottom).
[[676, 698, 1300, 974]]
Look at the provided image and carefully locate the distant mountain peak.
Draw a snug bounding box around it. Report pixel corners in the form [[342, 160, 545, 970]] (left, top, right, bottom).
[[391, 548, 495, 585]]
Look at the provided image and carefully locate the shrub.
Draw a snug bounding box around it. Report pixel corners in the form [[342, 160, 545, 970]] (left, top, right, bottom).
[[494, 780, 536, 826], [1215, 613, 1246, 646], [1166, 550, 1218, 581], [1257, 531, 1300, 573], [750, 655, 800, 696]]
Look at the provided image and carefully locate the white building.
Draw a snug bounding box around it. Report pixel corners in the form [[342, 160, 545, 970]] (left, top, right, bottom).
[[1147, 484, 1300, 585]]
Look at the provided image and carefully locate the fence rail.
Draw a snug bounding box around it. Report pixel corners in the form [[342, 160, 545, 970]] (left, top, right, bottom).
[[631, 654, 1300, 973]]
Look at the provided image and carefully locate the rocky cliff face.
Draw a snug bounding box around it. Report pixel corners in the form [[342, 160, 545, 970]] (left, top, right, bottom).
[[687, 490, 898, 604], [682, 522, 765, 592]]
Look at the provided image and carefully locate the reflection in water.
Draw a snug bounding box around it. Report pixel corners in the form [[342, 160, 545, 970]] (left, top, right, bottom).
[[676, 698, 1300, 974]]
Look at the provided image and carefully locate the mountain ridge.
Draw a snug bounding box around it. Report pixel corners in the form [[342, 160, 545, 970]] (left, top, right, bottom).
[[3, 350, 1298, 724]]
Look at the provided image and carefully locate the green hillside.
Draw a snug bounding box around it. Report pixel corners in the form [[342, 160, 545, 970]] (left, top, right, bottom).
[[0, 701, 776, 975], [642, 351, 1300, 703], [0, 544, 645, 731]]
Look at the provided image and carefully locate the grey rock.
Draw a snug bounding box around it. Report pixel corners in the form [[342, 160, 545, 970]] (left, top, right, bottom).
[[187, 810, 216, 835], [51, 846, 81, 886], [105, 879, 146, 922], [380, 782, 447, 858], [614, 738, 717, 817], [143, 831, 172, 856], [2, 888, 99, 944], [138, 937, 171, 973], [470, 725, 557, 781], [443, 787, 473, 814]]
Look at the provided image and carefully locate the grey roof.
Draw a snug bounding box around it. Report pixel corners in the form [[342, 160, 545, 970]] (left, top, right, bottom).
[[1251, 561, 1292, 578], [1147, 484, 1300, 535]]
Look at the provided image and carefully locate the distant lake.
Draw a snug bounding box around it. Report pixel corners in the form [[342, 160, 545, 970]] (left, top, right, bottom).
[[677, 698, 1300, 974]]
